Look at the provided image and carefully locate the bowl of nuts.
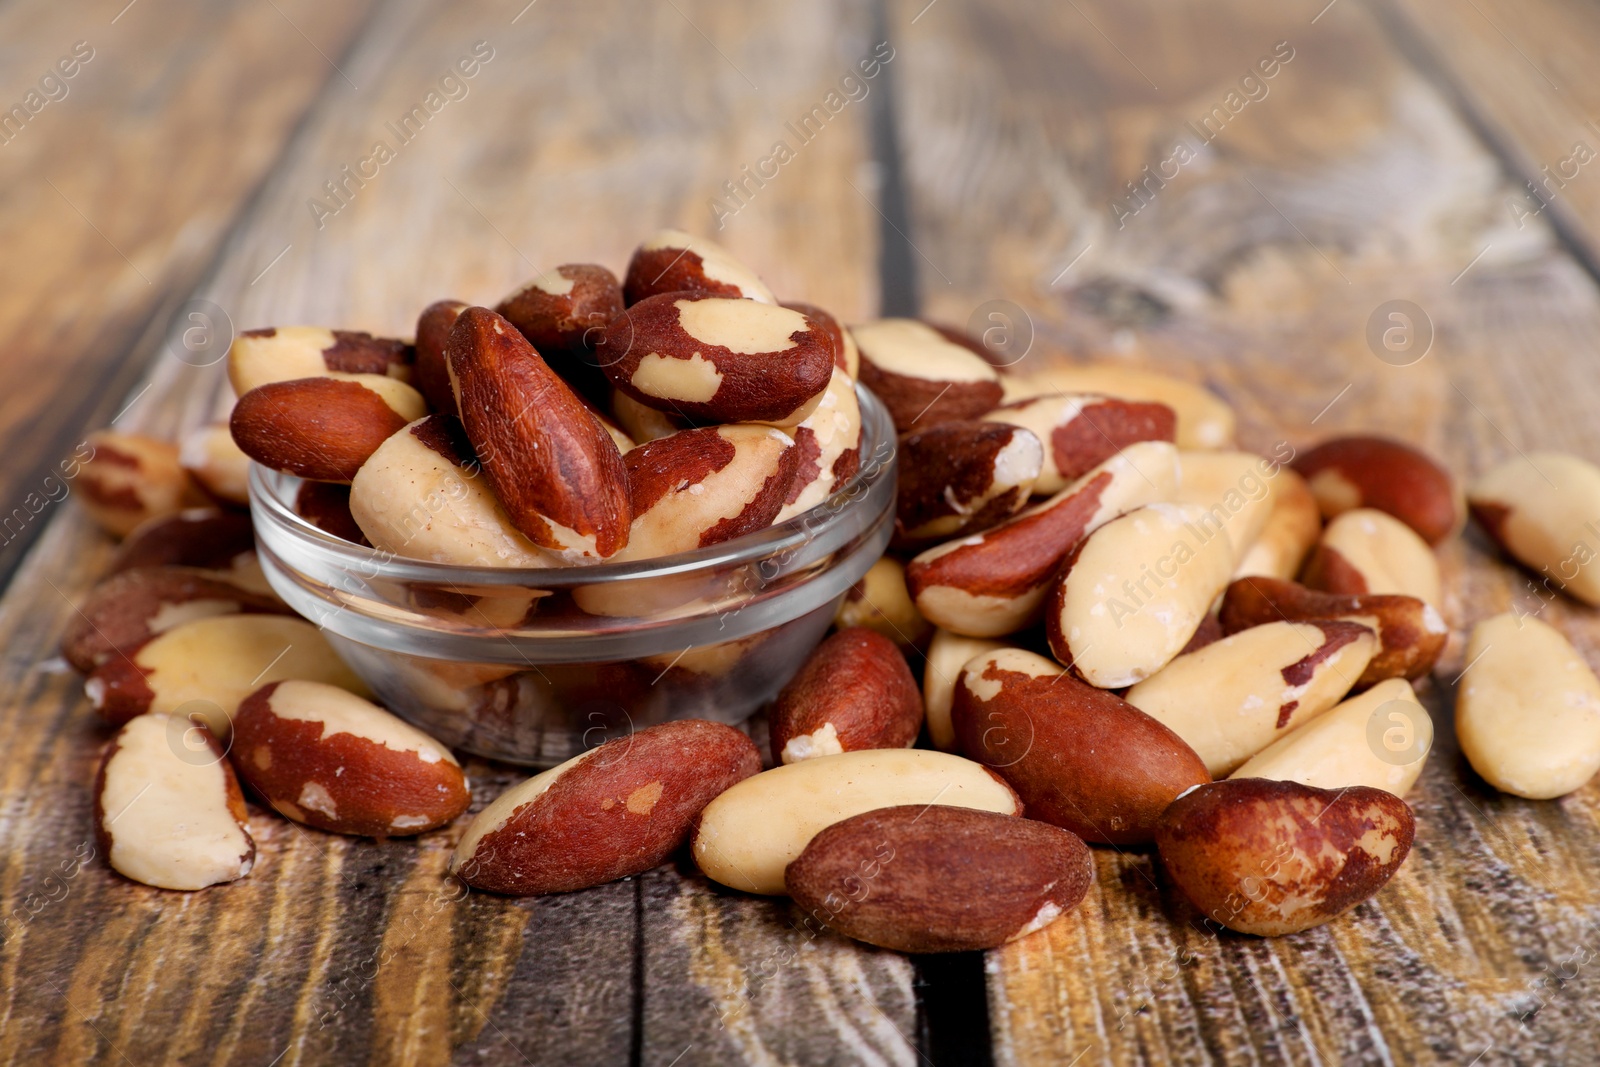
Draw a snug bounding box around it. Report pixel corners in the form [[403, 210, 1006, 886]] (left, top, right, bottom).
[[235, 232, 895, 765]]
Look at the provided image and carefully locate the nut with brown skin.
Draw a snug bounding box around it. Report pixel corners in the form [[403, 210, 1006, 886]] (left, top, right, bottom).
[[1301, 507, 1441, 608], [179, 422, 252, 508], [785, 806, 1093, 953], [1231, 678, 1432, 796], [910, 440, 1180, 639], [229, 375, 426, 484], [496, 264, 625, 406], [1233, 466, 1321, 581], [851, 319, 1005, 433], [999, 363, 1235, 451], [982, 394, 1176, 495], [784, 301, 857, 378], [61, 566, 290, 674], [84, 614, 371, 736], [1219, 576, 1446, 686], [413, 299, 468, 416], [570, 424, 799, 618], [96, 713, 255, 891], [1292, 435, 1461, 544], [228, 326, 412, 397], [1045, 501, 1236, 687], [497, 264, 625, 354], [616, 424, 799, 561], [892, 421, 1042, 551], [772, 367, 862, 523], [921, 629, 1005, 751], [952, 648, 1210, 845], [446, 306, 633, 561], [622, 229, 776, 305], [294, 482, 369, 546], [769, 627, 923, 764], [1123, 620, 1376, 776], [349, 415, 551, 568], [79, 430, 205, 537], [233, 680, 469, 837], [1155, 778, 1414, 937], [598, 293, 835, 427], [1468, 451, 1600, 606], [833, 556, 933, 650], [691, 748, 1022, 895], [450, 719, 762, 896], [108, 508, 256, 576]]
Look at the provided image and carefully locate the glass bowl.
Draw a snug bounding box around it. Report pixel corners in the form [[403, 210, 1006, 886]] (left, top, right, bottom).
[[248, 385, 896, 766]]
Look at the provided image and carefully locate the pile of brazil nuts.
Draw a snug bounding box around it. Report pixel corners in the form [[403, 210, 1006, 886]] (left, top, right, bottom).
[[62, 230, 1600, 953]]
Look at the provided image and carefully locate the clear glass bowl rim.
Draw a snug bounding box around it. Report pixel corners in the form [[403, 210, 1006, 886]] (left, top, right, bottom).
[[248, 383, 896, 589]]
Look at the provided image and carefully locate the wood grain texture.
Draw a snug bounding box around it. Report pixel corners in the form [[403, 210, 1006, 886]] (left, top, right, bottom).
[[1377, 0, 1600, 276], [0, 0, 379, 583], [9, 0, 1600, 1063], [888, 0, 1600, 1063], [0, 0, 908, 1064]]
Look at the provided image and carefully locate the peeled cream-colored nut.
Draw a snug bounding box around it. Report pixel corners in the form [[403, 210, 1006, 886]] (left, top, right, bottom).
[[922, 629, 1006, 751], [833, 556, 932, 649], [982, 393, 1175, 495], [609, 388, 687, 445], [1469, 452, 1600, 606], [999, 364, 1234, 451], [772, 367, 862, 523], [690, 748, 1021, 895], [228, 326, 412, 397], [60, 565, 289, 674], [909, 440, 1181, 638], [1456, 613, 1600, 799], [94, 713, 254, 891], [1172, 451, 1279, 567], [179, 422, 252, 507], [1045, 502, 1236, 687], [1301, 507, 1441, 607], [350, 415, 552, 568], [851, 319, 1004, 432], [1233, 466, 1321, 580], [84, 614, 371, 736], [1124, 620, 1375, 776], [1230, 678, 1431, 795]]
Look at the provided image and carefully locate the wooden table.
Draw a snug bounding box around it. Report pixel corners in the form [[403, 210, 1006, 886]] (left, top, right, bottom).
[[5, 0, 1600, 1063]]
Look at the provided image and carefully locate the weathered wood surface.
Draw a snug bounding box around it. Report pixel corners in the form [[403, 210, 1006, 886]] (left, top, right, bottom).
[[2, 1, 920, 1065], [0, 0, 380, 585], [888, 0, 1600, 1062], [1379, 0, 1600, 275], [5, 0, 1600, 1063]]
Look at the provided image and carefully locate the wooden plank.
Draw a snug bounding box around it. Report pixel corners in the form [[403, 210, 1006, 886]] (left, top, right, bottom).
[[888, 0, 1600, 1063], [1375, 0, 1600, 278], [0, 0, 909, 1064], [0, 0, 379, 584]]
